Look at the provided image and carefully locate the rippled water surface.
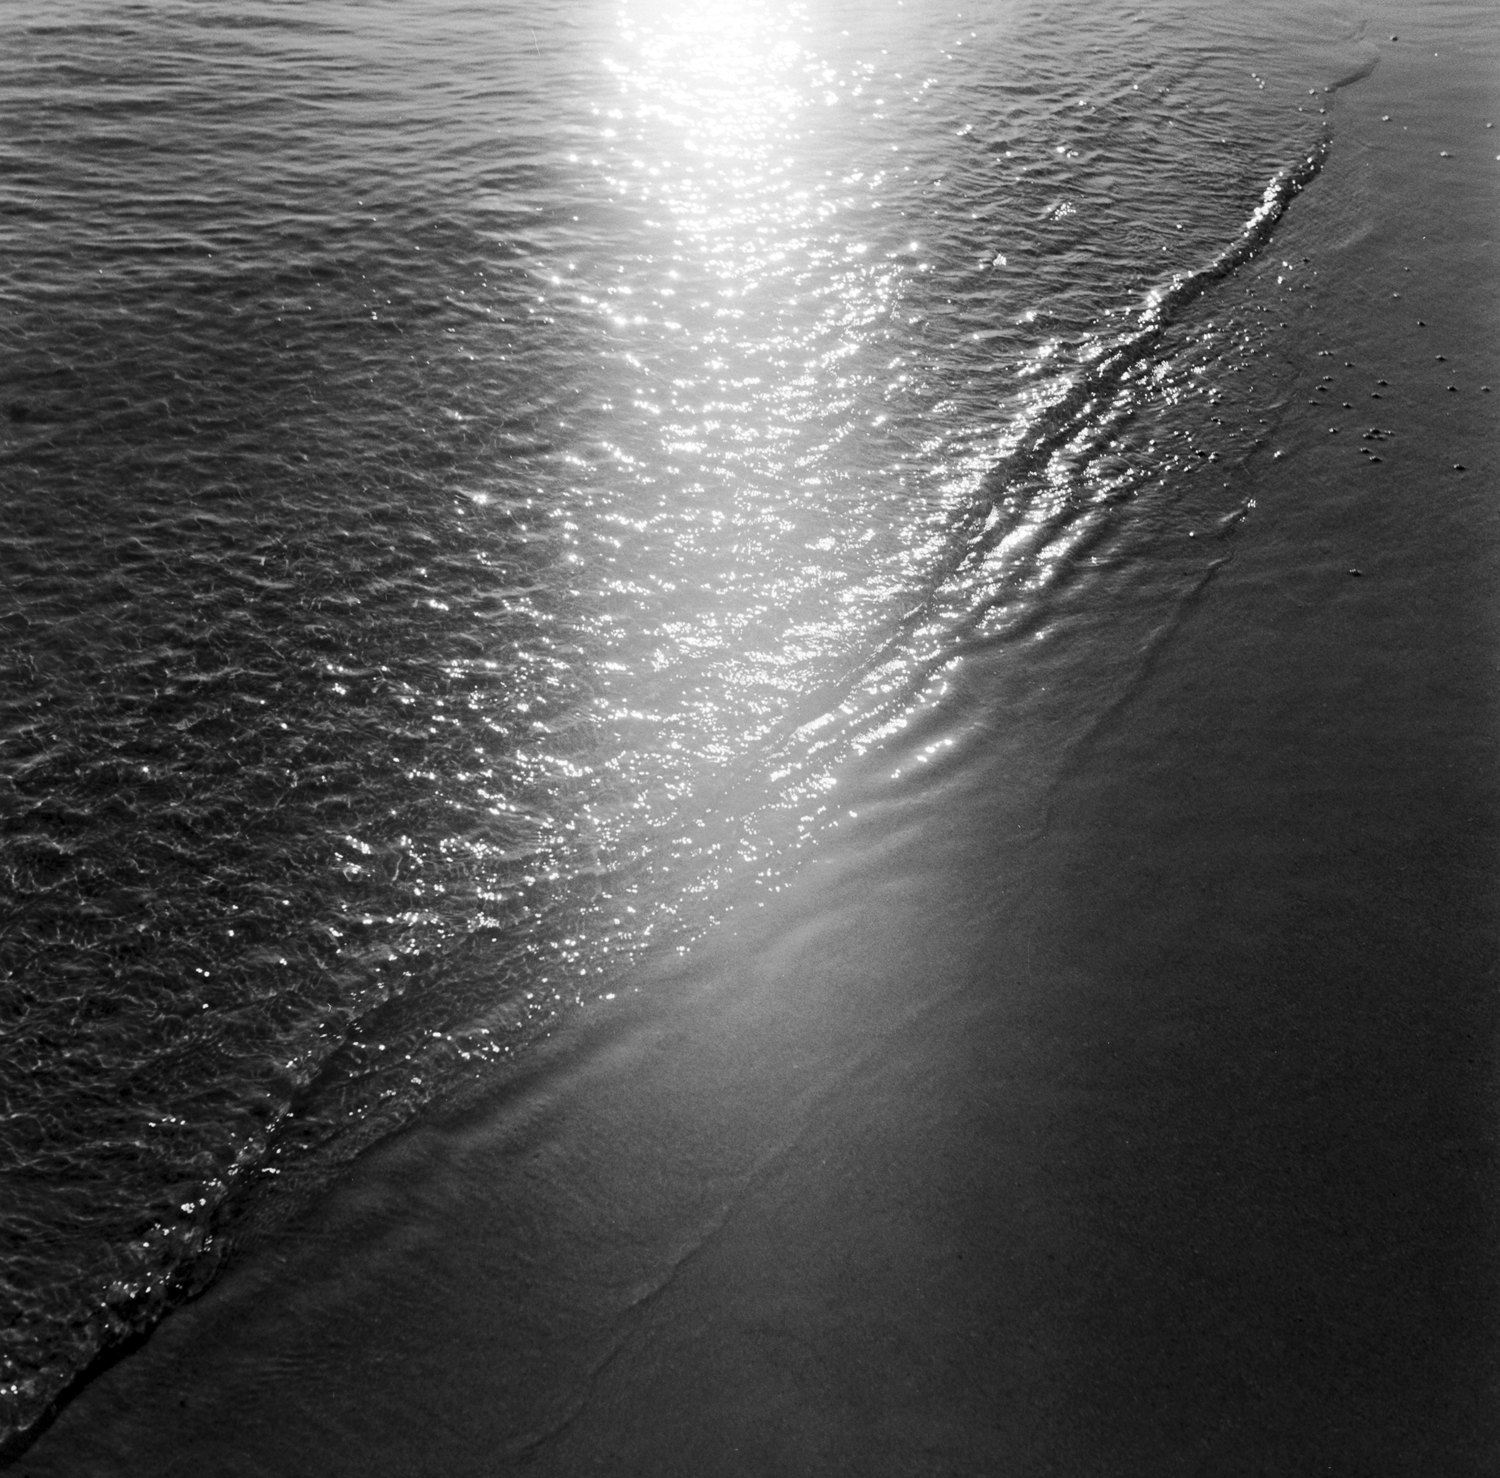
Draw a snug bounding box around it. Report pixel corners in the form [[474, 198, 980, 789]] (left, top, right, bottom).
[[0, 0, 1380, 1440]]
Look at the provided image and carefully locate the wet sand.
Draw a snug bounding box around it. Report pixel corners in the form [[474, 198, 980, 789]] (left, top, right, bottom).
[[14, 9, 1500, 1475]]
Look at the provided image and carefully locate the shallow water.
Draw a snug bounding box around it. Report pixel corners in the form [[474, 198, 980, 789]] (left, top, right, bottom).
[[0, 0, 1482, 1446]]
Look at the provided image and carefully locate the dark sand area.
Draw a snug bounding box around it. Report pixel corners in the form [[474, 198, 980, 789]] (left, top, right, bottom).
[[14, 10, 1500, 1475]]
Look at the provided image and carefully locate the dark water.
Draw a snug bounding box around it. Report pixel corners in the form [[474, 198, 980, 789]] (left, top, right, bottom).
[[0, 0, 1474, 1446]]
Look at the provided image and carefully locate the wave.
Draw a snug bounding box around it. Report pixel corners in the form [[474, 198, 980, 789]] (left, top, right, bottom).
[[978, 137, 1330, 512], [729, 138, 1336, 789]]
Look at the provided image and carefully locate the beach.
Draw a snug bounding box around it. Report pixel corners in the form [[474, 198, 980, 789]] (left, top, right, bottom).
[[6, 1, 1499, 1473]]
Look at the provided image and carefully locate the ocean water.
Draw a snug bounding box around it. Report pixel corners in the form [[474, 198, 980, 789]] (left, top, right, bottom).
[[0, 0, 1440, 1447]]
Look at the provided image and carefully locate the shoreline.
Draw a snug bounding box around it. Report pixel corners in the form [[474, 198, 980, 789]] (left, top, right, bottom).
[[12, 7, 1500, 1474]]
